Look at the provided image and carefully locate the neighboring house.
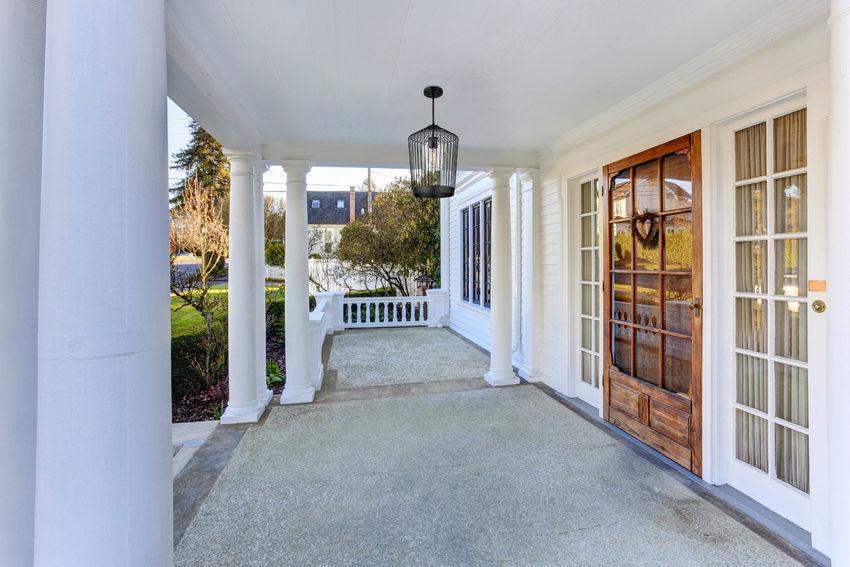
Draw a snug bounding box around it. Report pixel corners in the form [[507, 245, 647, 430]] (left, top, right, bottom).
[[307, 188, 372, 253]]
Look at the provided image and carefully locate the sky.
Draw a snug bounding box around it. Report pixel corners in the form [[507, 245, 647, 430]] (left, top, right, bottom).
[[167, 98, 409, 199]]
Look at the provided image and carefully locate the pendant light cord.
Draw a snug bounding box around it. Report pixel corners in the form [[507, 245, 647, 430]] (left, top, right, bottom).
[[431, 96, 435, 126]]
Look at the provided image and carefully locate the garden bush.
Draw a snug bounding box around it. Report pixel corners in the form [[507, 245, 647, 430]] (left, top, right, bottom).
[[265, 241, 285, 266]]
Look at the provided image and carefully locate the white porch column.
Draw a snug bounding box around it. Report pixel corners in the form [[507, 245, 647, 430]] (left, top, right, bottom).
[[827, 0, 850, 563], [35, 1, 172, 565], [221, 151, 264, 424], [519, 169, 541, 381], [485, 169, 520, 387], [1, 1, 45, 564], [281, 160, 315, 404], [254, 164, 272, 407]]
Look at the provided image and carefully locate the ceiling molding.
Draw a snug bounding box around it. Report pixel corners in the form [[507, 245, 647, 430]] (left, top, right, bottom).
[[261, 139, 539, 170], [548, 0, 829, 157]]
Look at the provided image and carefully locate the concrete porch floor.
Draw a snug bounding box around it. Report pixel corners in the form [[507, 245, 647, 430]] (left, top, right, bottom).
[[174, 329, 811, 566]]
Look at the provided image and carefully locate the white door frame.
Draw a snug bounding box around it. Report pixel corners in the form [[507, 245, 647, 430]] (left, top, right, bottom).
[[562, 169, 605, 411], [711, 90, 829, 535]]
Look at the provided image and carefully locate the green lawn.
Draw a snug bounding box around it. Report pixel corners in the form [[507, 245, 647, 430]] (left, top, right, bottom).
[[170, 284, 284, 338]]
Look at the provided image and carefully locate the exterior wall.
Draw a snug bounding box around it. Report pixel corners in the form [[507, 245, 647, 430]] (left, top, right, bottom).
[[536, 21, 831, 555], [446, 172, 527, 365]]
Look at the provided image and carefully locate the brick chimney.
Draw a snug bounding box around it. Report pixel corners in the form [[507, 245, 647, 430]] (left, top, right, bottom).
[[349, 186, 356, 223]]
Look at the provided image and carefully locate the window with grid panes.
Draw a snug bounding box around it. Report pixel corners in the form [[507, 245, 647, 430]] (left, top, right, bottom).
[[580, 180, 601, 387], [733, 108, 810, 494]]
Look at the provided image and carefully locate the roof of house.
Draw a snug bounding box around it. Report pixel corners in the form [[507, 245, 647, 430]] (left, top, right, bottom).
[[307, 191, 370, 225]]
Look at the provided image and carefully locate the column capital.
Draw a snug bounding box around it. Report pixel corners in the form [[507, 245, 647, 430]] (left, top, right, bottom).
[[488, 167, 514, 187], [282, 160, 311, 184], [253, 162, 270, 178], [518, 168, 540, 193], [224, 148, 259, 176]]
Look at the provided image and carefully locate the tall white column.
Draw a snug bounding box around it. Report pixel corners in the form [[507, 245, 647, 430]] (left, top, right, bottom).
[[34, 1, 172, 565], [254, 164, 272, 407], [281, 161, 315, 404], [519, 169, 540, 381], [827, 0, 850, 563], [221, 151, 264, 424], [1, 1, 45, 564], [485, 169, 520, 387]]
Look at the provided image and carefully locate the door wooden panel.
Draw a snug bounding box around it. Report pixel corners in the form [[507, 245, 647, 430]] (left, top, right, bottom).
[[603, 132, 703, 476]]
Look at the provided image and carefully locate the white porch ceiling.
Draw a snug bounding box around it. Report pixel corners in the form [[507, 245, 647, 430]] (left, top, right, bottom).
[[166, 0, 826, 167]]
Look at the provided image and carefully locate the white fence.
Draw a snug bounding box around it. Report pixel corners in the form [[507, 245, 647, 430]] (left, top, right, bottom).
[[266, 259, 411, 295], [315, 289, 448, 330]]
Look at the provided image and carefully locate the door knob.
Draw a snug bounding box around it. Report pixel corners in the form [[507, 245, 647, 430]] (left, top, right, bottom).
[[812, 300, 826, 313], [689, 298, 702, 317]]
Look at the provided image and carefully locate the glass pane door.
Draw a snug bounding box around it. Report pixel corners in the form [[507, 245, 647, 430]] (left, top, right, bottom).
[[733, 108, 810, 494], [579, 180, 601, 389]]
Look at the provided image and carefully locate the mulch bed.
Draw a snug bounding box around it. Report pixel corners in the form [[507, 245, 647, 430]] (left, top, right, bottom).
[[172, 332, 287, 422]]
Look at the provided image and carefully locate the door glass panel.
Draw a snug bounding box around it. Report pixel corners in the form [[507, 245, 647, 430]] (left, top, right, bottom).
[[612, 323, 631, 374], [736, 182, 767, 236], [611, 170, 632, 220], [581, 284, 593, 316], [635, 274, 660, 329], [663, 335, 691, 394], [736, 241, 767, 293], [664, 213, 693, 271], [775, 363, 808, 427], [636, 329, 661, 386], [664, 275, 692, 336], [635, 216, 661, 270], [612, 222, 632, 269], [594, 284, 600, 318], [775, 238, 807, 297], [663, 153, 692, 211], [581, 318, 593, 350], [582, 216, 595, 247], [612, 273, 632, 323], [736, 298, 767, 353], [736, 409, 768, 472], [581, 181, 595, 214], [775, 301, 807, 361], [775, 174, 807, 233], [735, 122, 766, 181], [581, 351, 594, 384], [736, 354, 767, 412], [635, 160, 660, 214], [775, 425, 809, 493], [774, 109, 807, 173], [582, 250, 594, 281]]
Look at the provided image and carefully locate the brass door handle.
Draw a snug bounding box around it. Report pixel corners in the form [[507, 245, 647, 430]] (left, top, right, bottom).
[[689, 298, 702, 317]]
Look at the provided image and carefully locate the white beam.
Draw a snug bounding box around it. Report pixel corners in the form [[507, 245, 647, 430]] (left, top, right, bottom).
[[826, 0, 850, 563], [280, 160, 315, 404], [34, 1, 172, 564], [254, 164, 272, 408], [484, 168, 520, 387], [221, 151, 265, 424], [0, 0, 45, 564]]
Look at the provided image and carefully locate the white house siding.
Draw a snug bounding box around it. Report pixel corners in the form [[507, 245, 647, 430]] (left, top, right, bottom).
[[447, 173, 493, 350], [535, 22, 831, 555], [537, 181, 564, 391]]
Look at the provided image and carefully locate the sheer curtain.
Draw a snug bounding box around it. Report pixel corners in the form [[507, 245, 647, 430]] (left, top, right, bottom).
[[735, 123, 766, 180]]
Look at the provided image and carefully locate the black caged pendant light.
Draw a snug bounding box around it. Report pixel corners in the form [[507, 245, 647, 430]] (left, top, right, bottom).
[[408, 86, 459, 198]]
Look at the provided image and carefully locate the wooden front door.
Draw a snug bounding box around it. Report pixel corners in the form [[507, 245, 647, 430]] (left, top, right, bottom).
[[602, 132, 703, 475]]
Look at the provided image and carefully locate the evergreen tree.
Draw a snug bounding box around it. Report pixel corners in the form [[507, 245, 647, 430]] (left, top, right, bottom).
[[170, 120, 230, 204]]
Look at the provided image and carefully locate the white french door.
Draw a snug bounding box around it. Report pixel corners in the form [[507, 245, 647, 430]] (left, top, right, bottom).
[[719, 97, 826, 530], [569, 175, 602, 408]]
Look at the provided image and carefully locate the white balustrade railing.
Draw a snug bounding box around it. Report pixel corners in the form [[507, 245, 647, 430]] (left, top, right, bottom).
[[306, 298, 332, 391], [315, 289, 448, 331]]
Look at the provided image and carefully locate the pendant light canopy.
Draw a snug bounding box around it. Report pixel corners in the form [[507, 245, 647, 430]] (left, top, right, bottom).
[[408, 86, 459, 198]]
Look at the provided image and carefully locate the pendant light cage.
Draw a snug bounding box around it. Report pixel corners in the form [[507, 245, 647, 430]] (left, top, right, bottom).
[[408, 86, 459, 198]]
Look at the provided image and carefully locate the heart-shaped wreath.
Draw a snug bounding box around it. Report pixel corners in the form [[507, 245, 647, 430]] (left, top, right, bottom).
[[633, 212, 660, 250]]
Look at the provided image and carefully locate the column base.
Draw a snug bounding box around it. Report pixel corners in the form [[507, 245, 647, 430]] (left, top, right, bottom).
[[484, 369, 520, 387], [280, 383, 316, 405], [220, 398, 266, 425], [258, 387, 273, 408]]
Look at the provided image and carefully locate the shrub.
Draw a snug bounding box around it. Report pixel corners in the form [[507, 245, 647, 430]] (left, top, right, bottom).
[[266, 360, 284, 387], [265, 241, 285, 266], [345, 287, 395, 298]]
